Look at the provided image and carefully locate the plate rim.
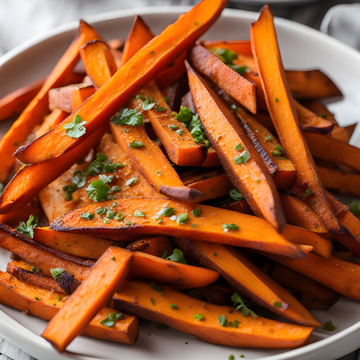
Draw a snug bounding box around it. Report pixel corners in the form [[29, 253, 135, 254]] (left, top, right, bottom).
[[1, 5, 360, 360]]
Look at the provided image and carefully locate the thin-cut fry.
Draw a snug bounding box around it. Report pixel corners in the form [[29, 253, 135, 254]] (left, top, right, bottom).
[[250, 5, 342, 234], [188, 44, 257, 113], [111, 281, 314, 348], [0, 20, 102, 182], [41, 247, 133, 352], [126, 236, 173, 258], [181, 238, 320, 326], [34, 109, 68, 138], [0, 271, 138, 344], [15, 0, 228, 164], [202, 39, 252, 56], [50, 198, 305, 258], [186, 61, 286, 233]]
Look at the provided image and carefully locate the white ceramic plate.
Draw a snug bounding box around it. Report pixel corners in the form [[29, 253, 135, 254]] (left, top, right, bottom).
[[1, 6, 360, 360], [229, 0, 324, 6]]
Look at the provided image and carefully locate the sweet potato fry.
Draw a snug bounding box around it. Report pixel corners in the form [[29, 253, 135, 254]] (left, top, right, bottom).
[[34, 109, 68, 138], [0, 78, 44, 122], [260, 249, 360, 301], [188, 44, 257, 113], [48, 84, 96, 113], [305, 133, 360, 172], [270, 263, 341, 309], [50, 198, 304, 258], [180, 169, 233, 202], [0, 20, 102, 182], [80, 40, 117, 89], [15, 0, 228, 164], [181, 239, 320, 326], [162, 74, 189, 112], [318, 166, 360, 197], [0, 271, 138, 344], [250, 6, 342, 234], [186, 61, 286, 232], [202, 39, 252, 56], [111, 281, 314, 348], [33, 227, 118, 260], [0, 124, 106, 214], [41, 247, 133, 352], [278, 193, 328, 234], [126, 236, 173, 258]]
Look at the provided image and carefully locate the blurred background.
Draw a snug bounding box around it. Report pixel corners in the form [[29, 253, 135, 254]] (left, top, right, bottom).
[[1, 0, 360, 57]]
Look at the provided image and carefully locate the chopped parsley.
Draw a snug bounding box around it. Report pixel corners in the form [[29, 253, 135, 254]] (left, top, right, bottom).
[[229, 189, 245, 201], [128, 141, 144, 148], [110, 108, 144, 126], [31, 266, 39, 273], [100, 312, 124, 327], [230, 104, 237, 113], [111, 186, 121, 192], [194, 314, 204, 321], [85, 152, 123, 176], [209, 48, 238, 65], [169, 303, 178, 309], [86, 175, 114, 202], [222, 223, 239, 231], [231, 292, 257, 318], [16, 215, 38, 239], [71, 170, 86, 188], [191, 224, 197, 228], [229, 355, 235, 360], [218, 315, 228, 327], [0, 182, 4, 195], [166, 249, 187, 264], [305, 189, 312, 197], [177, 213, 189, 225], [323, 320, 335, 331], [115, 212, 124, 221], [57, 295, 61, 302], [142, 97, 156, 110], [151, 282, 162, 292], [265, 135, 272, 141], [156, 107, 166, 112], [234, 151, 250, 165], [134, 210, 146, 217], [156, 171, 161, 176], [149, 51, 155, 55], [191, 208, 201, 217], [156, 324, 168, 330], [63, 115, 86, 138], [322, 114, 328, 119], [106, 210, 115, 219], [273, 301, 282, 308], [348, 200, 360, 216], [34, 297, 41, 301], [125, 177, 138, 186], [136, 94, 144, 100], [272, 150, 281, 157], [176, 129, 184, 135], [174, 106, 193, 124], [63, 184, 78, 201], [112, 257, 116, 261], [96, 207, 108, 215], [157, 207, 175, 217], [112, 202, 118, 208], [163, 96, 170, 104], [168, 124, 179, 130], [125, 221, 133, 225], [161, 251, 168, 259], [50, 268, 65, 281], [275, 98, 279, 102], [235, 144, 243, 151], [229, 65, 247, 75], [213, 252, 217, 257], [80, 212, 94, 220]]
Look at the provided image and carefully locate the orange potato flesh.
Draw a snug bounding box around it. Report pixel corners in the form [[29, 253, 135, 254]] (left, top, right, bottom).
[[34, 109, 69, 138], [41, 247, 133, 352], [15, 0, 228, 164], [111, 281, 314, 348], [0, 271, 138, 344], [0, 20, 102, 182], [202, 39, 252, 56], [250, 6, 342, 234], [186, 61, 286, 233], [50, 198, 304, 259], [181, 239, 320, 327]]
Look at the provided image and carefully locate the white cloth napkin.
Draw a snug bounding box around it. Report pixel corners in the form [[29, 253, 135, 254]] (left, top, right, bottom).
[[320, 4, 360, 146]]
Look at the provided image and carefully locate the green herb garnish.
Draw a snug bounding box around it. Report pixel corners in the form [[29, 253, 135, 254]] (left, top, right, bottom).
[[86, 175, 113, 202], [234, 151, 250, 164], [218, 315, 228, 327], [134, 210, 146, 217], [323, 320, 335, 331], [151, 282, 162, 292], [80, 212, 94, 220], [231, 292, 258, 318], [125, 177, 138, 186], [50, 268, 65, 281], [177, 213, 189, 225], [166, 249, 187, 264], [191, 208, 201, 217], [157, 207, 175, 217], [129, 141, 144, 148], [100, 312, 124, 327], [169, 303, 178, 309], [110, 108, 144, 126], [63, 115, 86, 138], [142, 97, 156, 110], [222, 223, 239, 231], [194, 314, 204, 321], [16, 215, 38, 239], [229, 189, 245, 201]]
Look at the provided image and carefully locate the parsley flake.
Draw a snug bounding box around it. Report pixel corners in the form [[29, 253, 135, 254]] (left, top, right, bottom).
[[16, 215, 38, 238], [168, 124, 179, 130], [191, 224, 197, 228], [50, 268, 65, 281], [34, 297, 41, 301], [134, 210, 146, 217], [71, 170, 86, 188], [218, 315, 228, 327], [235, 144, 243, 151], [234, 151, 250, 165], [63, 184, 78, 201], [63, 115, 87, 138], [229, 189, 245, 201], [129, 141, 144, 148], [305, 189, 312, 197], [177, 213, 189, 225], [111, 108, 144, 126], [273, 301, 282, 308], [85, 152, 123, 176], [80, 212, 94, 220], [157, 207, 175, 217], [156, 107, 166, 112], [86, 175, 113, 202], [57, 295, 61, 302], [166, 249, 187, 264], [151, 282, 162, 292], [169, 303, 178, 309], [223, 223, 239, 231], [348, 200, 360, 216], [231, 292, 258, 318], [194, 314, 204, 321], [142, 97, 156, 110], [31, 266, 39, 273], [100, 312, 124, 327], [322, 114, 328, 119], [324, 320, 336, 331], [125, 177, 138, 186], [265, 135, 272, 141], [191, 208, 201, 217], [156, 324, 168, 330]]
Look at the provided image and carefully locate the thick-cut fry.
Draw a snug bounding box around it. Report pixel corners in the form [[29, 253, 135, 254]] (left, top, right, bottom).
[[0, 124, 106, 214], [0, 78, 44, 122], [261, 249, 360, 301], [181, 239, 320, 326], [34, 109, 68, 138], [33, 227, 118, 260], [278, 193, 328, 234], [305, 133, 360, 172], [250, 6, 342, 234], [50, 198, 304, 258], [318, 166, 360, 197], [0, 271, 138, 344], [111, 281, 314, 348], [48, 84, 96, 113], [41, 247, 133, 352], [80, 40, 118, 89], [15, 0, 228, 164], [202, 39, 252, 56], [126, 236, 173, 258], [235, 106, 296, 189], [270, 263, 341, 309], [188, 44, 257, 113], [186, 61, 286, 233], [0, 21, 102, 182], [180, 169, 233, 202]]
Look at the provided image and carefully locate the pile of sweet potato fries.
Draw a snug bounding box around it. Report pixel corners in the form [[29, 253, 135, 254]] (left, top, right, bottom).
[[1, 0, 360, 353]]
